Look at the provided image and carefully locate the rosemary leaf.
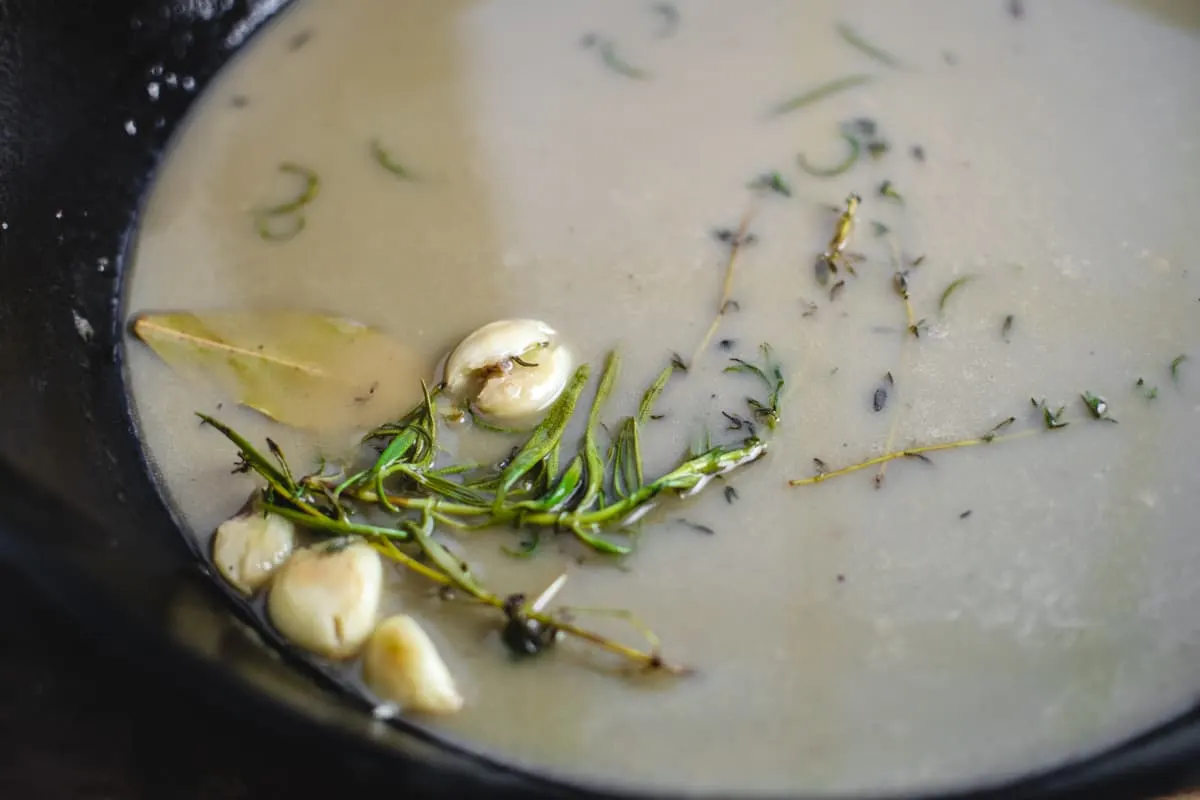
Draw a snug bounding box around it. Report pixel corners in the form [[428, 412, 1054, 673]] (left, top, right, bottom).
[[797, 133, 860, 178], [408, 514, 493, 602], [939, 275, 977, 314], [495, 365, 590, 505], [769, 74, 873, 117], [835, 22, 903, 68], [1170, 354, 1188, 382], [369, 139, 416, 180], [580, 351, 620, 510]]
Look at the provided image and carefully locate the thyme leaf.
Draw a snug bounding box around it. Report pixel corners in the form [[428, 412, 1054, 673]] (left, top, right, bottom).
[[878, 180, 903, 203], [1001, 314, 1015, 343]]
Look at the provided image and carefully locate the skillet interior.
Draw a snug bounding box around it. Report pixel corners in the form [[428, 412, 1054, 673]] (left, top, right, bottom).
[[1, 1, 1199, 797]]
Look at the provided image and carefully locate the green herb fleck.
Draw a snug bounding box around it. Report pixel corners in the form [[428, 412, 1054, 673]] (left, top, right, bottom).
[[769, 74, 873, 117], [878, 180, 903, 203], [724, 344, 784, 430], [748, 171, 792, 197], [1032, 397, 1069, 430], [369, 139, 416, 179], [254, 212, 305, 242], [585, 35, 650, 80], [1081, 391, 1117, 423], [1134, 377, 1158, 400], [797, 132, 860, 178], [253, 162, 320, 240], [981, 416, 1016, 443], [835, 22, 903, 69], [1170, 354, 1188, 382], [866, 140, 890, 159], [871, 220, 890, 237], [939, 275, 977, 314]]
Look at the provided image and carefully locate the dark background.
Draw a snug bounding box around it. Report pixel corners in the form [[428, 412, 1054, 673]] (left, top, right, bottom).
[[0, 566, 355, 800]]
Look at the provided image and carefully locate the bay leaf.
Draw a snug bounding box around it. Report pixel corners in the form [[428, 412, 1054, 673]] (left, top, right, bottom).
[[131, 310, 424, 434]]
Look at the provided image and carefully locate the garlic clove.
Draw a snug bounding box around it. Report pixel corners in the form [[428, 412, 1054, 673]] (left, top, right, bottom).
[[212, 509, 297, 595], [362, 614, 463, 715], [267, 539, 383, 659], [474, 341, 573, 419], [442, 318, 573, 419]]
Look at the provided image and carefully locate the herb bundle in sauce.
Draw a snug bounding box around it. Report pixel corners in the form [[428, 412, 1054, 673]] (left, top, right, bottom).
[[123, 0, 1200, 795]]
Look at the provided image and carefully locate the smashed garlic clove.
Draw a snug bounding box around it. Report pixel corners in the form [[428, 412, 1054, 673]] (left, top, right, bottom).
[[267, 539, 383, 659], [212, 509, 297, 595], [362, 615, 463, 715], [442, 318, 573, 419], [474, 342, 573, 418]]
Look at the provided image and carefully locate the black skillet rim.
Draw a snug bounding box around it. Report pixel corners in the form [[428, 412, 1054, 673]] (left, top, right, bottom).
[[0, 0, 1198, 797]]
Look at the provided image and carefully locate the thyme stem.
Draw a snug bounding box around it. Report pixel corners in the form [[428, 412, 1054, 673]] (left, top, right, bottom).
[[789, 429, 1038, 486], [693, 201, 758, 361]]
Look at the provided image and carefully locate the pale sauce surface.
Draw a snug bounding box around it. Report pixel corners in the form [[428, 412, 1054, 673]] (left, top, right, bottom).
[[124, 0, 1200, 794]]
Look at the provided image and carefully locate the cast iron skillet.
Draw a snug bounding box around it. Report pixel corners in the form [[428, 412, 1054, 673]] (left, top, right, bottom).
[[1, 1, 1198, 797]]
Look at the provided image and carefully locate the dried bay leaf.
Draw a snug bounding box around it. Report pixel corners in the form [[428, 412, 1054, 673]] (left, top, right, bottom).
[[130, 310, 423, 433]]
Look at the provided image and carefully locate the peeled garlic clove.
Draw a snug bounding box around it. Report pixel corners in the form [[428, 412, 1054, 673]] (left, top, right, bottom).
[[267, 539, 383, 659], [363, 614, 463, 715], [212, 509, 297, 595], [474, 342, 573, 419], [442, 318, 572, 419]]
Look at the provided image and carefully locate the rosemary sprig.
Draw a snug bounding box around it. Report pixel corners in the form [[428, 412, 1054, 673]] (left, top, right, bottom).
[[791, 395, 1116, 487], [201, 350, 775, 674]]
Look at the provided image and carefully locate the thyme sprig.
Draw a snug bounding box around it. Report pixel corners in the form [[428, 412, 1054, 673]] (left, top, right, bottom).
[[790, 397, 1115, 487]]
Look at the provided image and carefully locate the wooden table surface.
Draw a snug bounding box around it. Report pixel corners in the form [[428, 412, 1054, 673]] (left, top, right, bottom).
[[0, 564, 1195, 800]]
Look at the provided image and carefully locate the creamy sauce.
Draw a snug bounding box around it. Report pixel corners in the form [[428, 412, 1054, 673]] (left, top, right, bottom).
[[123, 0, 1200, 794]]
